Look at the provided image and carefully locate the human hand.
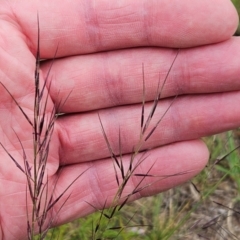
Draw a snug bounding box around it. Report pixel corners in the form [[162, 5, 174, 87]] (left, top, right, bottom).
[[0, 0, 239, 239]]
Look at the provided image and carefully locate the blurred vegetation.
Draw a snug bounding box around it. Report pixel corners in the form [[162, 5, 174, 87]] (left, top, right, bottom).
[[232, 0, 240, 35]]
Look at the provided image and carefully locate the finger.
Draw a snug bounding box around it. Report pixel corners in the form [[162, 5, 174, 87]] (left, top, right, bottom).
[[56, 91, 240, 164], [51, 139, 208, 226], [2, 0, 237, 58], [42, 37, 240, 112]]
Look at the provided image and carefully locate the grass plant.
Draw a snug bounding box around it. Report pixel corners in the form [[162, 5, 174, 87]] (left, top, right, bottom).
[[2, 20, 203, 239], [0, 19, 87, 240], [0, 18, 186, 240]]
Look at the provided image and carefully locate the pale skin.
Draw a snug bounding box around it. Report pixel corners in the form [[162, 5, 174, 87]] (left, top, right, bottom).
[[0, 0, 240, 239]]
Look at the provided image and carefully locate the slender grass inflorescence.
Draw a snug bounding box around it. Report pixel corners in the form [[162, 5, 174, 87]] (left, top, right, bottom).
[[0, 20, 59, 239], [0, 18, 86, 240], [92, 50, 188, 239]]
